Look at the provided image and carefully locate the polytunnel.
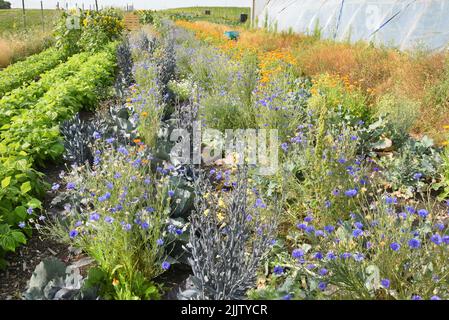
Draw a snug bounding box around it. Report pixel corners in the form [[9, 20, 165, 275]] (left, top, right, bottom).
[[254, 0, 449, 51]]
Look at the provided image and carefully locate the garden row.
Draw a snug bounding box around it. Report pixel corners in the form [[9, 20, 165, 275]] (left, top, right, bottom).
[[0, 9, 124, 268], [27, 16, 449, 300]]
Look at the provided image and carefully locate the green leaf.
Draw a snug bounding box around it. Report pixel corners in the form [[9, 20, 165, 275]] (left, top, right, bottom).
[[1, 176, 11, 188], [20, 181, 32, 194], [11, 231, 27, 245]]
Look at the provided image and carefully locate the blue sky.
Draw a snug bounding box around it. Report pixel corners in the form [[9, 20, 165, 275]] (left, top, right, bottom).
[[9, 0, 252, 10]]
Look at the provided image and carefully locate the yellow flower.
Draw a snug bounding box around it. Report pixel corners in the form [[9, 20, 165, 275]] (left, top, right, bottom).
[[112, 278, 119, 286]]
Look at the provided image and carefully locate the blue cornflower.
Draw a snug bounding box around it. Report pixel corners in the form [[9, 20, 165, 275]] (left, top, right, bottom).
[[443, 235, 449, 244], [162, 261, 171, 270], [405, 206, 415, 214], [18, 221, 26, 229], [69, 229, 78, 238], [353, 253, 364, 262], [385, 196, 397, 205], [104, 216, 114, 224], [324, 200, 331, 208], [319, 268, 328, 276], [345, 189, 358, 197], [430, 296, 441, 300], [314, 252, 323, 260], [66, 182, 76, 190], [106, 182, 114, 190], [315, 230, 325, 237], [430, 234, 442, 245], [304, 215, 313, 223], [106, 137, 115, 144], [51, 183, 60, 191], [352, 228, 363, 238], [418, 209, 428, 219], [390, 242, 401, 251], [413, 172, 423, 180], [381, 279, 390, 288], [114, 172, 122, 179], [27, 207, 33, 215], [273, 266, 284, 275], [297, 223, 307, 230], [281, 142, 289, 152], [123, 223, 132, 231], [93, 131, 101, 140], [398, 212, 407, 219], [327, 252, 336, 260], [305, 226, 315, 234], [117, 146, 129, 156], [411, 295, 422, 300], [332, 189, 340, 196], [90, 213, 100, 221], [341, 252, 352, 259], [156, 238, 164, 246], [141, 222, 149, 230], [282, 294, 292, 300], [292, 249, 304, 259], [175, 228, 183, 235], [168, 190, 175, 197], [324, 225, 335, 233], [435, 223, 445, 231], [408, 238, 421, 249], [255, 198, 267, 208], [354, 221, 363, 229], [318, 282, 327, 291]]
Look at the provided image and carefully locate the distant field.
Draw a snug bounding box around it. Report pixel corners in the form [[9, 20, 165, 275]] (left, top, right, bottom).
[[161, 7, 251, 26], [0, 9, 61, 34]]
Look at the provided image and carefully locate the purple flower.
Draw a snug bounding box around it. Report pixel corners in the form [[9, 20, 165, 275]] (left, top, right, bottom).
[[175, 228, 183, 235], [413, 172, 423, 180], [93, 131, 101, 139], [51, 183, 60, 191], [66, 182, 76, 190], [314, 252, 323, 260], [117, 146, 129, 156], [390, 242, 401, 251], [430, 295, 441, 300], [435, 223, 445, 231], [345, 189, 358, 197], [297, 223, 307, 230], [418, 209, 428, 219], [141, 222, 149, 230], [408, 238, 421, 249], [305, 225, 315, 234], [90, 213, 100, 221], [354, 221, 363, 229], [304, 215, 313, 223], [315, 230, 325, 237], [332, 189, 340, 196], [106, 137, 115, 144], [381, 278, 390, 288], [318, 282, 327, 291], [411, 295, 422, 300], [162, 261, 171, 270], [255, 198, 267, 209], [319, 268, 328, 276], [18, 221, 26, 229], [353, 253, 364, 262], [104, 216, 114, 224], [352, 228, 363, 238], [69, 229, 78, 238], [292, 249, 304, 259], [443, 235, 449, 244], [168, 190, 175, 198], [385, 196, 397, 205], [398, 212, 407, 219], [405, 206, 415, 214], [341, 252, 352, 259], [430, 234, 442, 245], [281, 142, 289, 152], [106, 182, 114, 190], [282, 294, 292, 300], [38, 215, 46, 221], [27, 207, 33, 215], [114, 172, 122, 179], [156, 238, 164, 246], [123, 223, 132, 231], [327, 252, 336, 260], [273, 266, 284, 275], [324, 225, 335, 233]]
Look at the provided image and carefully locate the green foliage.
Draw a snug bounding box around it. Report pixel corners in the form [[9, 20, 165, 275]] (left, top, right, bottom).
[[54, 9, 124, 56], [0, 48, 65, 98]]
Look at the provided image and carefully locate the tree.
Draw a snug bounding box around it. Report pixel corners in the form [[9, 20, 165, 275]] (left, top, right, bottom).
[[0, 1, 11, 9]]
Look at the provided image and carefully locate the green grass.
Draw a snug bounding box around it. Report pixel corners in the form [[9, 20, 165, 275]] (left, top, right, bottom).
[[160, 6, 250, 26], [0, 9, 61, 34]]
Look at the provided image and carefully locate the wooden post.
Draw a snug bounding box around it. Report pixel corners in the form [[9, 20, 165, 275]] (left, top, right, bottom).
[[40, 1, 44, 32], [95, 0, 99, 12], [252, 0, 256, 27], [21, 0, 26, 29]]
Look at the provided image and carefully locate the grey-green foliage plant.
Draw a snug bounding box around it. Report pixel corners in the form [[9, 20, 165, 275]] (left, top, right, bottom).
[[180, 167, 277, 300], [23, 258, 98, 300], [380, 135, 443, 192]]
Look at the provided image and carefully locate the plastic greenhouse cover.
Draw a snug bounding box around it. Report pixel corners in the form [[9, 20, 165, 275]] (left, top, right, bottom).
[[256, 0, 449, 51]]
